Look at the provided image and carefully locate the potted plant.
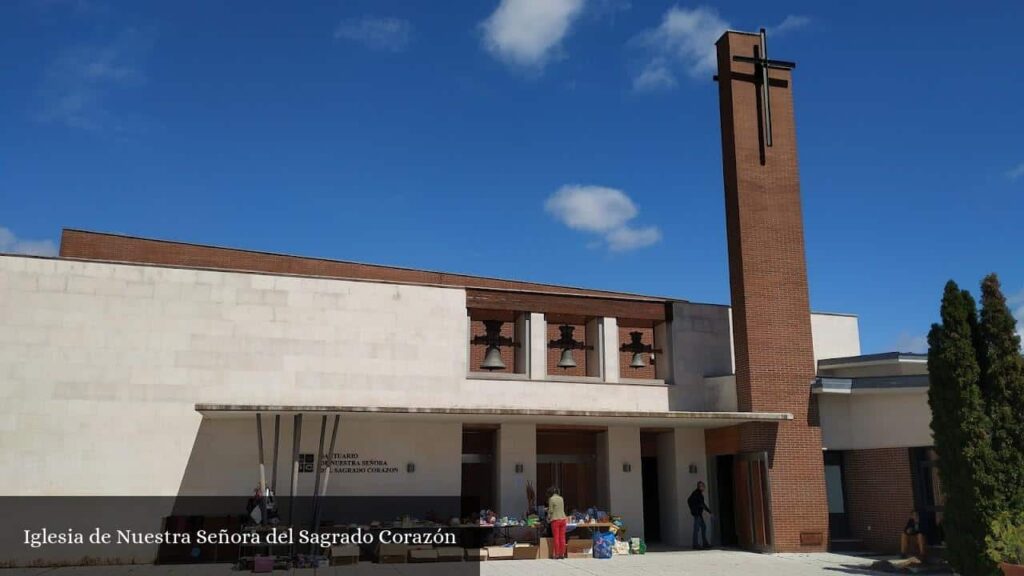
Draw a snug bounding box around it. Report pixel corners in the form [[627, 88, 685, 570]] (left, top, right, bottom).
[[987, 512, 1024, 576]]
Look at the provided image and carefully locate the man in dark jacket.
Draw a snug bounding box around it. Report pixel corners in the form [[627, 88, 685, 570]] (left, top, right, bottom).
[[687, 481, 712, 549]]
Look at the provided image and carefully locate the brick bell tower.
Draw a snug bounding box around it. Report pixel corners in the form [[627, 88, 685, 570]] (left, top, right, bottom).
[[715, 30, 828, 551]]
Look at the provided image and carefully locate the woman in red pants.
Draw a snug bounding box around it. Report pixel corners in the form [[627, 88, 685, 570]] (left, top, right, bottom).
[[547, 487, 567, 559]]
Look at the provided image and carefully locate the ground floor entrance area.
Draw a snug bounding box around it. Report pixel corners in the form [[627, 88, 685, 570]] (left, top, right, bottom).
[[187, 405, 793, 558]]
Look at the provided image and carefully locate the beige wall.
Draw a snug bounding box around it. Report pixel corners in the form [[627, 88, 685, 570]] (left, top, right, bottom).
[[810, 313, 861, 362], [0, 256, 681, 495], [656, 428, 708, 547], [178, 416, 462, 497], [818, 391, 933, 451], [603, 426, 643, 538], [496, 423, 536, 517]]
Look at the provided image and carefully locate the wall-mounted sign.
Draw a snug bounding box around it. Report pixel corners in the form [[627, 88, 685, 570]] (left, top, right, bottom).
[[298, 452, 399, 474]]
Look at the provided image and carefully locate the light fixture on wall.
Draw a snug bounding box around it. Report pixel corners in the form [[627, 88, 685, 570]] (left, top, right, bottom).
[[407, 462, 416, 473], [471, 320, 514, 371], [549, 324, 590, 369], [622, 462, 632, 473], [620, 331, 660, 369]]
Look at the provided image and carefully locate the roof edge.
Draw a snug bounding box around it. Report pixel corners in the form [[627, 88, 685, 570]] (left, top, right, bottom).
[[59, 228, 673, 303]]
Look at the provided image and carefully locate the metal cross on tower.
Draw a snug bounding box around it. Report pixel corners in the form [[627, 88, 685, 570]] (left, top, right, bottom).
[[732, 27, 796, 148]]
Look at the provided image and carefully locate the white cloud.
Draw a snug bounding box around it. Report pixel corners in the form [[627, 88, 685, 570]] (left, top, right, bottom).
[[632, 59, 677, 92], [0, 227, 58, 257], [1008, 288, 1024, 343], [334, 17, 412, 52], [544, 185, 661, 252], [1007, 162, 1024, 181], [771, 15, 811, 35], [605, 225, 662, 252], [481, 0, 585, 69], [37, 27, 153, 131], [894, 332, 929, 354], [632, 5, 729, 89]]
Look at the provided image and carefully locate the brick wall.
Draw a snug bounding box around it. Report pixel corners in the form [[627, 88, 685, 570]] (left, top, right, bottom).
[[843, 448, 915, 553], [716, 31, 829, 552]]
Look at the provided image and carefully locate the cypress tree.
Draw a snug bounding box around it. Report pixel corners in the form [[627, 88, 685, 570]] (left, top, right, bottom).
[[927, 282, 997, 575], [977, 274, 1024, 512]]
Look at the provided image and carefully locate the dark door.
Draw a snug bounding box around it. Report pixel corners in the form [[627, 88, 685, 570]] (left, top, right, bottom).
[[536, 457, 596, 513], [910, 447, 944, 545], [641, 456, 661, 542], [461, 457, 493, 517], [715, 455, 738, 547], [824, 451, 851, 539]]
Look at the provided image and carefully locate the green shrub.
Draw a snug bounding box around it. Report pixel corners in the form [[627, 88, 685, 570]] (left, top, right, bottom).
[[986, 512, 1024, 566]]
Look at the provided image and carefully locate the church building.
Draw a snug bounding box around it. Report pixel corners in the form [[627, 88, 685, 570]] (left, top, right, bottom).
[[0, 30, 940, 560]]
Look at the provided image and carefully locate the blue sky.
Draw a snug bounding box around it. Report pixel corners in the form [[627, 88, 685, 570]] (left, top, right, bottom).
[[1, 0, 1022, 353]]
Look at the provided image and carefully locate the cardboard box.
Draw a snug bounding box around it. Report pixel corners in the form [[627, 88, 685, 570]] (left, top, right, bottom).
[[465, 548, 488, 561], [409, 549, 438, 563], [566, 539, 592, 554], [330, 544, 360, 566], [436, 547, 464, 562], [485, 546, 514, 560], [537, 537, 553, 559], [378, 543, 408, 563], [512, 544, 539, 560], [568, 552, 590, 560]]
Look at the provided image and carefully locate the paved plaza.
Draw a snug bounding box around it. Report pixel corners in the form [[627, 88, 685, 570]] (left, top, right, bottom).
[[1, 550, 904, 575]]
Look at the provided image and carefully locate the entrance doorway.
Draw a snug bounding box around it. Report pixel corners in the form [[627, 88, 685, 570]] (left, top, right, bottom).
[[461, 427, 496, 517], [641, 456, 661, 542], [536, 429, 598, 512], [640, 432, 662, 542], [714, 454, 739, 547], [824, 451, 850, 539]]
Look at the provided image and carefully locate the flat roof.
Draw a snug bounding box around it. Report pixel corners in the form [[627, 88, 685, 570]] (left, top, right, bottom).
[[195, 404, 793, 429], [813, 374, 929, 394], [818, 352, 927, 369]]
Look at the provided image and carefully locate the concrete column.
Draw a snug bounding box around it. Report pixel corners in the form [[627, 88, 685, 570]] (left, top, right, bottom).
[[657, 428, 708, 547], [602, 317, 619, 383], [496, 423, 536, 517], [586, 318, 603, 379], [514, 313, 528, 374], [528, 313, 546, 379], [604, 426, 643, 538], [654, 321, 671, 382]]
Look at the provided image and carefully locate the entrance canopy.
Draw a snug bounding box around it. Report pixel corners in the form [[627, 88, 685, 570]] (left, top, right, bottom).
[[195, 404, 792, 429]]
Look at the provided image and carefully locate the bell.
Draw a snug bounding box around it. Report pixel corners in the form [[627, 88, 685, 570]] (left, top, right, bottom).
[[558, 348, 577, 369], [481, 345, 506, 370], [630, 352, 646, 369]]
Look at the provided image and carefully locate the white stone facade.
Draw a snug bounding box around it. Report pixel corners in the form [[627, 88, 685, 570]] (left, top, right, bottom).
[[0, 254, 864, 547]]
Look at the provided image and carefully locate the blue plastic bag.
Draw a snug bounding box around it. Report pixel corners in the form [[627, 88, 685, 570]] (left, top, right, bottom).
[[592, 531, 615, 559]]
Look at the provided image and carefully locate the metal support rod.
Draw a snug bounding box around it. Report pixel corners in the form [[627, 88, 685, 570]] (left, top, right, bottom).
[[310, 415, 328, 535], [312, 415, 340, 533], [271, 415, 281, 494], [288, 414, 302, 525], [320, 415, 340, 497], [256, 413, 267, 525]]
